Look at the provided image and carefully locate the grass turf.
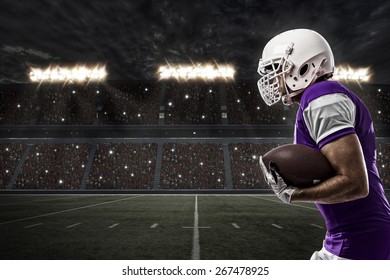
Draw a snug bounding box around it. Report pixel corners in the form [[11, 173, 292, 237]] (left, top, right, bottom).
[[0, 194, 334, 260]]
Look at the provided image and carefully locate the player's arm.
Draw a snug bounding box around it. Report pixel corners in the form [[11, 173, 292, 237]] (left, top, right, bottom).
[[291, 133, 369, 204]]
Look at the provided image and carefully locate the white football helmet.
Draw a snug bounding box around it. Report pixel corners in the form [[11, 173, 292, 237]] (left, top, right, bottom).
[[257, 29, 335, 106]]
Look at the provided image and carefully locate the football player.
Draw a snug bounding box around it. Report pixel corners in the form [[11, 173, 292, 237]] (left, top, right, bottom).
[[257, 29, 390, 260]]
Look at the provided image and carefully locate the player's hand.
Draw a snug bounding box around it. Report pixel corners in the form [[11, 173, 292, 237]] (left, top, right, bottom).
[[259, 156, 297, 203]]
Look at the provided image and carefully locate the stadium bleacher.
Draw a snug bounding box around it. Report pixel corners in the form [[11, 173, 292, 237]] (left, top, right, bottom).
[[164, 81, 221, 125], [15, 143, 89, 189], [87, 143, 157, 189], [0, 88, 37, 125], [160, 143, 226, 189], [100, 82, 160, 125], [37, 85, 99, 125], [0, 143, 26, 189], [229, 142, 280, 189], [0, 81, 389, 190]]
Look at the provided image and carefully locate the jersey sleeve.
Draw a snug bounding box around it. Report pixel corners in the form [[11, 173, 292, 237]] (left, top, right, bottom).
[[303, 93, 356, 147]]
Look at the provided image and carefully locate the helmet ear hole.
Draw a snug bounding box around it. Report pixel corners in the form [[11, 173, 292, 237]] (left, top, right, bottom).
[[299, 63, 309, 76]]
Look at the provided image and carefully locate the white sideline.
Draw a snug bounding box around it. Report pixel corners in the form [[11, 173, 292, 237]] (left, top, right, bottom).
[[0, 195, 145, 226], [310, 223, 324, 229], [108, 223, 119, 229], [191, 195, 200, 260], [24, 223, 43, 228], [66, 223, 81, 228], [272, 223, 283, 229]]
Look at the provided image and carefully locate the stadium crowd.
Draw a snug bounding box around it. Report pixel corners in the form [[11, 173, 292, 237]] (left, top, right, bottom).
[[377, 143, 390, 187], [160, 143, 226, 189], [346, 83, 390, 125], [0, 143, 26, 188], [0, 81, 389, 125], [100, 82, 160, 125], [87, 143, 157, 189], [37, 85, 99, 125], [164, 81, 221, 125], [226, 82, 294, 125], [0, 88, 37, 125], [0, 141, 389, 190], [0, 81, 389, 190], [229, 142, 280, 189], [15, 143, 89, 189]]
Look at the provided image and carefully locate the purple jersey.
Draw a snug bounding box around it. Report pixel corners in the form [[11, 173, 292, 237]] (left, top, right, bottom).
[[294, 80, 390, 259]]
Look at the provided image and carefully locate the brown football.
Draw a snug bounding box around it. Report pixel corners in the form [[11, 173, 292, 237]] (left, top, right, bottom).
[[262, 144, 335, 188]]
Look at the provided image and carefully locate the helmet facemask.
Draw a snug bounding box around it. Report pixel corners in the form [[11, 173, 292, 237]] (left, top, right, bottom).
[[257, 43, 295, 106]]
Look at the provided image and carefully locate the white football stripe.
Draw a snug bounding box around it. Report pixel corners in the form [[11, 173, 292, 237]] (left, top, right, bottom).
[[272, 223, 283, 229], [108, 223, 119, 229], [24, 223, 43, 228], [66, 223, 81, 228], [310, 223, 324, 229]]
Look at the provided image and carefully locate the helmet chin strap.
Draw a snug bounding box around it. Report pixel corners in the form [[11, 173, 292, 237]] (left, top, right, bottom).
[[281, 89, 303, 105]]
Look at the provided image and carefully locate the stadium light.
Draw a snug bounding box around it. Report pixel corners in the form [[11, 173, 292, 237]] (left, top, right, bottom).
[[29, 65, 107, 83], [158, 62, 235, 81], [333, 66, 371, 82]]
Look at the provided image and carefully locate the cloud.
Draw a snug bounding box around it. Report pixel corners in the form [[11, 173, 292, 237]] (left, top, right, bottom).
[[2, 45, 57, 60], [0, 0, 389, 84]]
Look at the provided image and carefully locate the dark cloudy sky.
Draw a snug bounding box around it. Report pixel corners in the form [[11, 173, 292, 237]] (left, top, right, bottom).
[[1, 0, 389, 84]]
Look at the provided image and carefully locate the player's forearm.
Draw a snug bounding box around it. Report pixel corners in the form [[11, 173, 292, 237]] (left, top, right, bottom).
[[291, 174, 368, 204]]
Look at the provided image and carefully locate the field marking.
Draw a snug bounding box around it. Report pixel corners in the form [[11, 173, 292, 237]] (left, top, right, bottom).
[[191, 195, 200, 260], [66, 223, 81, 228], [0, 195, 145, 226], [310, 223, 324, 229], [272, 223, 283, 229], [183, 226, 210, 229], [232, 223, 240, 228], [24, 223, 43, 228], [150, 223, 158, 228], [0, 196, 79, 206], [108, 223, 120, 229], [248, 195, 319, 211]]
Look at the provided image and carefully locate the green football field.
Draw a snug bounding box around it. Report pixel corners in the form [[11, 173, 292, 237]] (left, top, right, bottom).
[[0, 194, 343, 260]]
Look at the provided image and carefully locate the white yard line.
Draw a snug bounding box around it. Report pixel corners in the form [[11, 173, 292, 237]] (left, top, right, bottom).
[[150, 223, 158, 228], [272, 223, 283, 229], [108, 223, 120, 229], [24, 223, 43, 228], [66, 223, 81, 228], [0, 196, 79, 206], [0, 195, 144, 226], [191, 195, 200, 260], [310, 223, 324, 229], [232, 223, 240, 228]]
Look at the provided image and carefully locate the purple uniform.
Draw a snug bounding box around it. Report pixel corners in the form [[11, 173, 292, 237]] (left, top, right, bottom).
[[294, 80, 390, 259]]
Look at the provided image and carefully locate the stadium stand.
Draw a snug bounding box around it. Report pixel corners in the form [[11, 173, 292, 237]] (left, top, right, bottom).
[[15, 143, 89, 189], [100, 82, 160, 125], [0, 88, 37, 125], [160, 143, 226, 189], [164, 81, 221, 125], [0, 81, 389, 191], [347, 83, 390, 125], [377, 143, 390, 187], [0, 143, 26, 189], [229, 142, 280, 189], [37, 85, 99, 125], [87, 143, 157, 189], [226, 82, 293, 125]]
